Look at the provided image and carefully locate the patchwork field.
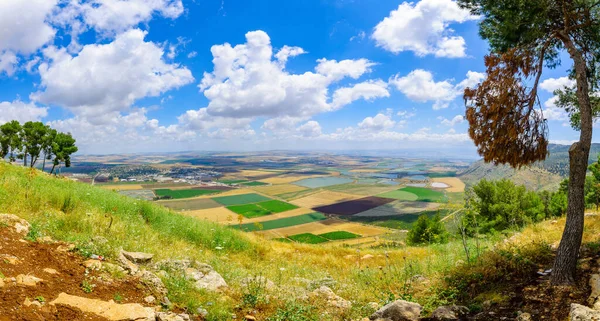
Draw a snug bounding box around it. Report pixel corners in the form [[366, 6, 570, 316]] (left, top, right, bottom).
[[181, 207, 238, 223], [251, 184, 307, 195], [117, 189, 155, 201], [227, 200, 298, 218], [234, 212, 327, 232], [257, 218, 388, 239], [400, 187, 447, 202], [212, 193, 272, 206], [258, 175, 322, 185], [157, 198, 222, 211], [324, 183, 399, 196], [313, 196, 396, 215], [318, 231, 361, 240], [294, 177, 354, 188], [290, 191, 361, 208], [288, 233, 329, 244], [100, 184, 144, 191], [432, 177, 466, 192], [240, 181, 269, 186], [155, 188, 221, 199], [376, 190, 419, 201], [241, 207, 315, 224], [354, 201, 441, 217]]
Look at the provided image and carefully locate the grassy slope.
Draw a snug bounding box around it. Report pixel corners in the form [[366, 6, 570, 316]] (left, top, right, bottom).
[[3, 163, 600, 319]]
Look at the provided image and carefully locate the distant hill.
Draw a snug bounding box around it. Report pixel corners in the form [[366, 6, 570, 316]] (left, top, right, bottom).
[[458, 143, 600, 191]]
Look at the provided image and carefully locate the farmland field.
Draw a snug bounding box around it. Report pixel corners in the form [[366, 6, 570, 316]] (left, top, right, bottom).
[[350, 209, 451, 230], [218, 179, 247, 184], [227, 203, 272, 218], [355, 201, 441, 217], [324, 183, 399, 196], [313, 196, 395, 215], [155, 188, 220, 199], [100, 184, 143, 191], [288, 233, 329, 244], [399, 187, 447, 202], [241, 207, 314, 224], [157, 198, 222, 211], [258, 219, 388, 239], [240, 181, 269, 186], [251, 184, 307, 196], [233, 212, 327, 232], [376, 190, 419, 201], [259, 175, 323, 185], [117, 189, 155, 201], [319, 231, 361, 240], [181, 207, 238, 223], [432, 177, 466, 192], [290, 191, 361, 208], [212, 193, 272, 206], [258, 200, 299, 213], [294, 177, 353, 188]]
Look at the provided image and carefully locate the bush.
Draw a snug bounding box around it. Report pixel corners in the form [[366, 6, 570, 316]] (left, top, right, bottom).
[[406, 214, 448, 245]]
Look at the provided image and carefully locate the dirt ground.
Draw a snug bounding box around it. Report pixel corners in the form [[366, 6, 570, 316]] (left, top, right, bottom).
[[0, 227, 156, 321]]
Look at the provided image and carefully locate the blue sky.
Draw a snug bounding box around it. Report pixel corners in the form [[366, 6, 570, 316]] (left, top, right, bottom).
[[0, 0, 586, 154]]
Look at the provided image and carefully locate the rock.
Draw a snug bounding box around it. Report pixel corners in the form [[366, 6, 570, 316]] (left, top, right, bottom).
[[83, 259, 103, 270], [309, 286, 351, 310], [362, 254, 375, 260], [517, 312, 532, 321], [1, 254, 20, 265], [102, 262, 126, 275], [122, 250, 154, 264], [368, 302, 380, 310], [144, 296, 155, 304], [57, 243, 76, 252], [23, 298, 42, 308], [43, 268, 59, 275], [589, 274, 600, 306], [196, 308, 209, 318], [245, 315, 257, 321], [156, 312, 184, 321], [431, 306, 469, 320], [0, 214, 30, 235], [240, 276, 277, 290], [50, 293, 155, 321], [0, 278, 4, 288], [370, 300, 422, 321], [16, 274, 43, 286], [569, 303, 600, 320], [139, 270, 168, 298], [39, 236, 54, 243], [117, 251, 139, 274], [186, 266, 228, 291]]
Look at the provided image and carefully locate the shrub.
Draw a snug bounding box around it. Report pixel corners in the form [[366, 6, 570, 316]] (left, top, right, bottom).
[[406, 214, 448, 245]]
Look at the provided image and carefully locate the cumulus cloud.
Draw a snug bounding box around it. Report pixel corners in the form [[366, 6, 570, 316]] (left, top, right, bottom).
[[439, 115, 464, 126], [539, 77, 576, 121], [199, 30, 381, 119], [297, 121, 322, 138], [390, 69, 483, 109], [32, 29, 194, 124], [331, 80, 390, 109], [358, 113, 396, 131], [0, 100, 48, 124], [372, 0, 477, 57], [0, 0, 57, 74]]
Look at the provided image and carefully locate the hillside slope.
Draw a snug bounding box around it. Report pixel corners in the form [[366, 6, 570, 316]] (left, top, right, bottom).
[[459, 160, 563, 191]]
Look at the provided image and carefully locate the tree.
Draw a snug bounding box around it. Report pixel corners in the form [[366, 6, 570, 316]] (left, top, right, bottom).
[[587, 154, 600, 211], [50, 132, 78, 174], [41, 128, 57, 172], [458, 0, 600, 284], [21, 121, 51, 168], [406, 213, 448, 245], [0, 121, 23, 162]]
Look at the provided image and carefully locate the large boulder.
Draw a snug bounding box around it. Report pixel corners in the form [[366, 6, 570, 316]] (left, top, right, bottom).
[[50, 293, 155, 321], [370, 300, 422, 321], [309, 286, 351, 310], [431, 305, 469, 320], [122, 251, 154, 264], [139, 270, 168, 298], [154, 260, 228, 292], [570, 304, 600, 321], [117, 251, 139, 275], [589, 274, 600, 306], [0, 214, 30, 235]]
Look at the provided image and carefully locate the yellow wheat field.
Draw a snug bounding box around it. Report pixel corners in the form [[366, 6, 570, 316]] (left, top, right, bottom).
[[290, 191, 361, 208], [240, 207, 315, 224], [432, 177, 466, 192], [256, 219, 388, 239], [259, 175, 323, 185], [182, 207, 238, 223], [239, 170, 277, 177], [99, 184, 143, 191], [250, 184, 307, 195]]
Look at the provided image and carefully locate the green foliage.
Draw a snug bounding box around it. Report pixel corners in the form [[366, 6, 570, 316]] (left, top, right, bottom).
[[227, 203, 272, 218], [467, 179, 545, 233], [406, 214, 448, 245], [113, 293, 123, 303], [35, 296, 45, 303], [267, 301, 319, 321], [81, 279, 94, 293]]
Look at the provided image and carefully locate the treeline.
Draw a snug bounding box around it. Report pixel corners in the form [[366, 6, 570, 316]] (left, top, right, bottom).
[[0, 121, 78, 174]]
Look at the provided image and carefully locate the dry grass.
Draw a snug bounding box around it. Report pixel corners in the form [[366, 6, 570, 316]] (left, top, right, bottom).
[[432, 177, 465, 192], [290, 191, 362, 208], [257, 218, 389, 239], [239, 170, 277, 177], [250, 184, 307, 195]]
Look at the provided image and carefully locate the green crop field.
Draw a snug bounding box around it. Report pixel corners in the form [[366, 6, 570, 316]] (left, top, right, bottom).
[[256, 200, 298, 213], [218, 179, 248, 184], [288, 233, 329, 244], [319, 231, 361, 240], [212, 193, 272, 206], [399, 187, 447, 203], [227, 204, 272, 218], [154, 188, 220, 199], [376, 190, 419, 201], [241, 181, 269, 186], [157, 198, 222, 211], [427, 171, 457, 178], [233, 212, 327, 232]]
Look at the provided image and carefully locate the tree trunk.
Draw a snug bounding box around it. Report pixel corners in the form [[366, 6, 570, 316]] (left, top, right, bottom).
[[42, 155, 46, 172], [551, 36, 593, 285], [50, 163, 56, 175]]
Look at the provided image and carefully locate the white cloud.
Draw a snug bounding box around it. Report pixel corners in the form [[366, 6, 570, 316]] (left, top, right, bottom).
[[439, 115, 464, 126], [540, 77, 575, 93], [358, 113, 396, 131], [539, 77, 576, 121], [350, 31, 366, 42], [178, 108, 253, 132], [0, 0, 57, 74], [32, 29, 194, 124], [331, 80, 390, 109], [297, 121, 322, 137], [199, 30, 382, 119], [397, 110, 416, 119], [372, 0, 477, 57], [390, 69, 483, 109], [0, 100, 48, 124], [187, 51, 198, 58]]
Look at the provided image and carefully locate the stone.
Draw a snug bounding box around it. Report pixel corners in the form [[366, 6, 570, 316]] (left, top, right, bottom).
[[368, 302, 380, 310], [431, 306, 469, 320], [156, 312, 184, 321], [16, 274, 43, 286], [589, 274, 600, 306], [102, 262, 126, 275], [43, 268, 59, 275], [83, 259, 103, 270], [370, 300, 422, 321], [569, 303, 600, 321], [517, 312, 532, 321], [186, 267, 228, 291], [139, 270, 168, 298], [240, 276, 277, 290], [0, 214, 31, 235], [0, 278, 5, 288], [23, 298, 42, 308], [143, 296, 155, 304], [1, 254, 20, 265], [309, 286, 351, 310], [50, 293, 155, 321], [57, 243, 76, 252], [197, 308, 209, 318], [245, 315, 257, 321], [122, 250, 154, 264], [117, 251, 139, 274]]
